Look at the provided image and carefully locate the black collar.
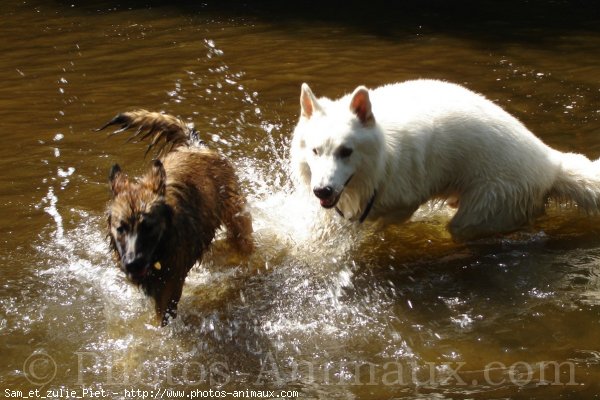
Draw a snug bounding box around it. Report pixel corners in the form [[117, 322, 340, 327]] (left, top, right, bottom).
[[335, 190, 376, 223]]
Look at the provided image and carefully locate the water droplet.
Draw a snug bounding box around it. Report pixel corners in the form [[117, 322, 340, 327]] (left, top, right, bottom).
[[57, 167, 75, 177]]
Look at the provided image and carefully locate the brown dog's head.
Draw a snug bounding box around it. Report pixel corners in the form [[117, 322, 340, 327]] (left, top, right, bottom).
[[107, 160, 172, 285]]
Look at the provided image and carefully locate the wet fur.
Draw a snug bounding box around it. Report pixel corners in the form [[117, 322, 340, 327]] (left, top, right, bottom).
[[100, 110, 253, 325]]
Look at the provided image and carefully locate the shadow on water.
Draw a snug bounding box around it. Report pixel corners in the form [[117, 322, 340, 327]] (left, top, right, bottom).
[[50, 0, 600, 42]]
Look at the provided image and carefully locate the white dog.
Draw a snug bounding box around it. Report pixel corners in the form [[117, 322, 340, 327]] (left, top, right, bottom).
[[291, 79, 600, 241]]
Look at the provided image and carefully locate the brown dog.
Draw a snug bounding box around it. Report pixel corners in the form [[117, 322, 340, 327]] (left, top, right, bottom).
[[98, 110, 254, 326]]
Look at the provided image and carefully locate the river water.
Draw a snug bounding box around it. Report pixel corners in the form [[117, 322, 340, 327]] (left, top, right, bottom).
[[1, 1, 600, 399]]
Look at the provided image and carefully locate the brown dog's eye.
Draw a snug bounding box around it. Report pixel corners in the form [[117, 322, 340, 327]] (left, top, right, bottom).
[[338, 146, 353, 158], [116, 223, 128, 235]]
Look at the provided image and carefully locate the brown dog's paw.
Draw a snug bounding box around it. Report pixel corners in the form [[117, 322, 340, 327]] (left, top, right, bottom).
[[235, 235, 255, 256]]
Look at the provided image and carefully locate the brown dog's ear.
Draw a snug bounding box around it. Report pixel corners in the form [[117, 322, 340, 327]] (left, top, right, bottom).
[[109, 164, 128, 197], [149, 159, 167, 196], [349, 86, 375, 126]]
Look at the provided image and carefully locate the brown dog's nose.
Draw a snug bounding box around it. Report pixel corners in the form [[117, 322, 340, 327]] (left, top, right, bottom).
[[313, 186, 334, 199], [123, 253, 145, 275]]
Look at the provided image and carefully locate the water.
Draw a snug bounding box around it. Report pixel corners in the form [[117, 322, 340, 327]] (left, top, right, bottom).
[[1, 1, 600, 399]]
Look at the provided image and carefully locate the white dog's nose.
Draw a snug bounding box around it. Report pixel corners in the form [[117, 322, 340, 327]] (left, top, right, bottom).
[[313, 186, 334, 199]]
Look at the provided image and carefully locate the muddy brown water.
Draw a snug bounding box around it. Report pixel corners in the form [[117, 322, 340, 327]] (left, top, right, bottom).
[[1, 1, 600, 399]]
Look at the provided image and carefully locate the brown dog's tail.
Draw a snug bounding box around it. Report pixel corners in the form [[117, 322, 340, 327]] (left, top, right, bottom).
[[96, 109, 196, 158]]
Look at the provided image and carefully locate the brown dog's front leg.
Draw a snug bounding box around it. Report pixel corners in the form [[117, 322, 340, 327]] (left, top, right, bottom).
[[154, 275, 185, 326]]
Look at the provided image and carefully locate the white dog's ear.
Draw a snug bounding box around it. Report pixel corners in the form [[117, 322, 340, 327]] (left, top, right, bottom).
[[300, 83, 321, 119], [350, 86, 375, 126]]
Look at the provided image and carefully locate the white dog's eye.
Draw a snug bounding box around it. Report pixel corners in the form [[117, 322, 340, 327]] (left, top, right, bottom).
[[312, 148, 319, 156], [338, 146, 353, 158]]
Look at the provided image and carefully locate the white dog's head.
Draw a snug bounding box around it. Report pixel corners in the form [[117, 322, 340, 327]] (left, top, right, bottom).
[[291, 83, 384, 216]]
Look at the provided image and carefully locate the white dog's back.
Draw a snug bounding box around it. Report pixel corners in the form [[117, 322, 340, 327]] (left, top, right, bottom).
[[291, 79, 600, 241]]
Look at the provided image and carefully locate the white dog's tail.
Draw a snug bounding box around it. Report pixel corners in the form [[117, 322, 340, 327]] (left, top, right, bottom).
[[550, 152, 600, 212]]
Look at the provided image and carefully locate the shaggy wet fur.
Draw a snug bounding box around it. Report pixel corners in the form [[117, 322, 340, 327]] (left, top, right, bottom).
[[99, 110, 254, 326]]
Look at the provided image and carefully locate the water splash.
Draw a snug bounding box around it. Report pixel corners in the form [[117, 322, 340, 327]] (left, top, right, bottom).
[[41, 186, 64, 241], [20, 34, 560, 397]]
